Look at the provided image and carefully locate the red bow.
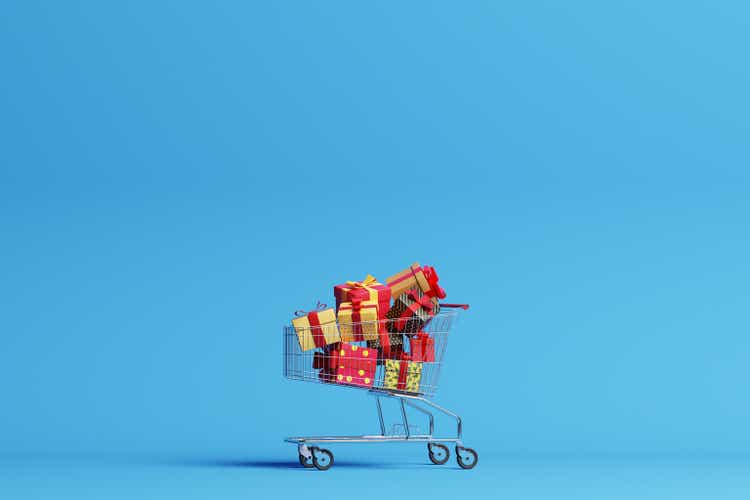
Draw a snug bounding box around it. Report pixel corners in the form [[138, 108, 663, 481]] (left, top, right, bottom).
[[421, 266, 446, 299], [395, 290, 434, 330]]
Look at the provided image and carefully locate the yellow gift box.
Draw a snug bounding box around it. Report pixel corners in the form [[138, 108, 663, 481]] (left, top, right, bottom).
[[383, 358, 423, 393], [337, 300, 380, 342], [292, 307, 341, 351]]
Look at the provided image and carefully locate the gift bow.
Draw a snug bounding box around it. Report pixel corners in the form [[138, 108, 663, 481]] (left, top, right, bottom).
[[422, 266, 446, 299], [294, 301, 327, 317], [395, 290, 434, 330], [346, 274, 378, 290]]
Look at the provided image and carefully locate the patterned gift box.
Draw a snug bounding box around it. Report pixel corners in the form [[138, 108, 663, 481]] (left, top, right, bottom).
[[334, 275, 391, 319], [334, 342, 376, 388], [291, 304, 341, 351], [337, 299, 380, 342], [367, 332, 406, 363], [383, 356, 423, 393], [385, 263, 446, 306], [386, 288, 438, 334]]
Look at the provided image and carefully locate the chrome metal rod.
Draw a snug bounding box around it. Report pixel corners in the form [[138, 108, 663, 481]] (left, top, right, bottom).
[[406, 396, 462, 442], [399, 399, 410, 439], [375, 396, 386, 436], [405, 400, 435, 437]]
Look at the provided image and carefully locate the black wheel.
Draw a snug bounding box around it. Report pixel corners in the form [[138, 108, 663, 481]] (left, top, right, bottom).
[[312, 448, 334, 471], [455, 446, 478, 469], [428, 443, 450, 465], [298, 453, 313, 468]]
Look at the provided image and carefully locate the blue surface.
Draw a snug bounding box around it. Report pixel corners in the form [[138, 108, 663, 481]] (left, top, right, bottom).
[[2, 1, 749, 497]]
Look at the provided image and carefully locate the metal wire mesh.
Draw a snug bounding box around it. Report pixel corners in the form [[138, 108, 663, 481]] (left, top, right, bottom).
[[283, 309, 459, 398]]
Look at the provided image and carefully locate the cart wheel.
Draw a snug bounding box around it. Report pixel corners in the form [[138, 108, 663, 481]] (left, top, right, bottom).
[[427, 443, 450, 465], [312, 448, 334, 471], [455, 446, 478, 470], [299, 453, 313, 468]]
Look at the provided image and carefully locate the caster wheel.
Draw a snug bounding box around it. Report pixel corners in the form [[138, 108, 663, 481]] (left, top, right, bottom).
[[427, 443, 450, 465], [312, 447, 334, 471], [299, 453, 313, 468], [455, 446, 478, 469]]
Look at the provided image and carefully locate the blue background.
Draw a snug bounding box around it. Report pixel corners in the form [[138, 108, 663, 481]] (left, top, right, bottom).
[[2, 1, 749, 498]]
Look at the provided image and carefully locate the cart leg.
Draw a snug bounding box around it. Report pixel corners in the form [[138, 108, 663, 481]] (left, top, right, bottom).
[[405, 400, 435, 437], [375, 396, 386, 436], [400, 398, 410, 438], [408, 397, 463, 444], [298, 443, 312, 461]]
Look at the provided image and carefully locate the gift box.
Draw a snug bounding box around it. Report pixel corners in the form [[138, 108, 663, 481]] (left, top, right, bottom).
[[409, 331, 435, 362], [383, 355, 423, 393], [337, 299, 380, 342], [313, 345, 342, 383], [292, 303, 341, 351], [367, 332, 406, 362], [334, 342, 376, 388], [385, 263, 446, 306], [334, 274, 391, 318], [386, 288, 438, 334]]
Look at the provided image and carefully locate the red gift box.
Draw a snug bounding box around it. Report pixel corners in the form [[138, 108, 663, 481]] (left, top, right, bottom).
[[333, 342, 376, 388], [334, 275, 391, 319], [410, 331, 435, 362]]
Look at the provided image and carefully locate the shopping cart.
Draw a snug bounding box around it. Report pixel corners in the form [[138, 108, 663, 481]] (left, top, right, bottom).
[[283, 303, 477, 470]]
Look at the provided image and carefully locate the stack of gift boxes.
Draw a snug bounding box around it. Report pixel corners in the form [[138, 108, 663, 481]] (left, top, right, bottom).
[[291, 263, 446, 394]]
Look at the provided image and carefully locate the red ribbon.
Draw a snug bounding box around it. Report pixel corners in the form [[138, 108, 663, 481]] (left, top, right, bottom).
[[378, 322, 391, 358], [307, 311, 327, 348], [422, 266, 446, 299], [395, 290, 434, 330], [396, 353, 411, 390]]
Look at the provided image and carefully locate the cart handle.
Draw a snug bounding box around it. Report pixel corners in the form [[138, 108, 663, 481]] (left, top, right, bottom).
[[439, 303, 470, 310]]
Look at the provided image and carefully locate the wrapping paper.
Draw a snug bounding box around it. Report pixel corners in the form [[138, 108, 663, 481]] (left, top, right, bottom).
[[334, 342, 376, 388], [291, 307, 341, 351], [386, 288, 437, 334], [385, 263, 446, 305], [383, 356, 423, 393], [334, 275, 391, 318]]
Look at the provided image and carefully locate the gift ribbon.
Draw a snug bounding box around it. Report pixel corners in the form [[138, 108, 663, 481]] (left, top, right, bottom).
[[378, 322, 391, 358], [294, 301, 327, 317], [395, 290, 435, 330], [396, 353, 411, 390], [387, 264, 421, 288], [421, 266, 446, 299], [294, 302, 329, 348]]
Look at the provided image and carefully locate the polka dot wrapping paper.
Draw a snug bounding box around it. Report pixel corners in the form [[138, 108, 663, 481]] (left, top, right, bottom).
[[333, 342, 376, 388]]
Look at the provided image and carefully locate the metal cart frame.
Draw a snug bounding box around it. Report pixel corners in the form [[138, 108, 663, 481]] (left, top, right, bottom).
[[284, 304, 477, 470]]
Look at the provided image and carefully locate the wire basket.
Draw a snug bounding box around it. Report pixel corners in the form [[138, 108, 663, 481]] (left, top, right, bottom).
[[283, 309, 459, 398]]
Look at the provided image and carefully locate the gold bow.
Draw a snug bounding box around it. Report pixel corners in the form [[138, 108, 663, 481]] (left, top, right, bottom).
[[346, 274, 378, 289]]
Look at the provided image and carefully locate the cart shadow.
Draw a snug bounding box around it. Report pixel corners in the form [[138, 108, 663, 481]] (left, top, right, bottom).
[[172, 458, 435, 470]]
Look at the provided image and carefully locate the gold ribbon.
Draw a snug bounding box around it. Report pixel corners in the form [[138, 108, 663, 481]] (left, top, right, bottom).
[[346, 274, 378, 289]]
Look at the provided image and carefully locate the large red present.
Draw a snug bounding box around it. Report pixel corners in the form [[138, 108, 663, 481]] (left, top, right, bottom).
[[409, 331, 435, 362], [333, 342, 376, 388], [334, 275, 391, 319]]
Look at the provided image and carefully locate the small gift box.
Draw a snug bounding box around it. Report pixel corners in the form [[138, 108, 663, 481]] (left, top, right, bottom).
[[409, 331, 435, 362], [383, 354, 423, 393], [292, 302, 341, 351], [386, 288, 438, 334], [334, 275, 391, 318], [385, 263, 446, 306], [334, 342, 376, 388], [313, 345, 342, 383], [337, 299, 380, 342]]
